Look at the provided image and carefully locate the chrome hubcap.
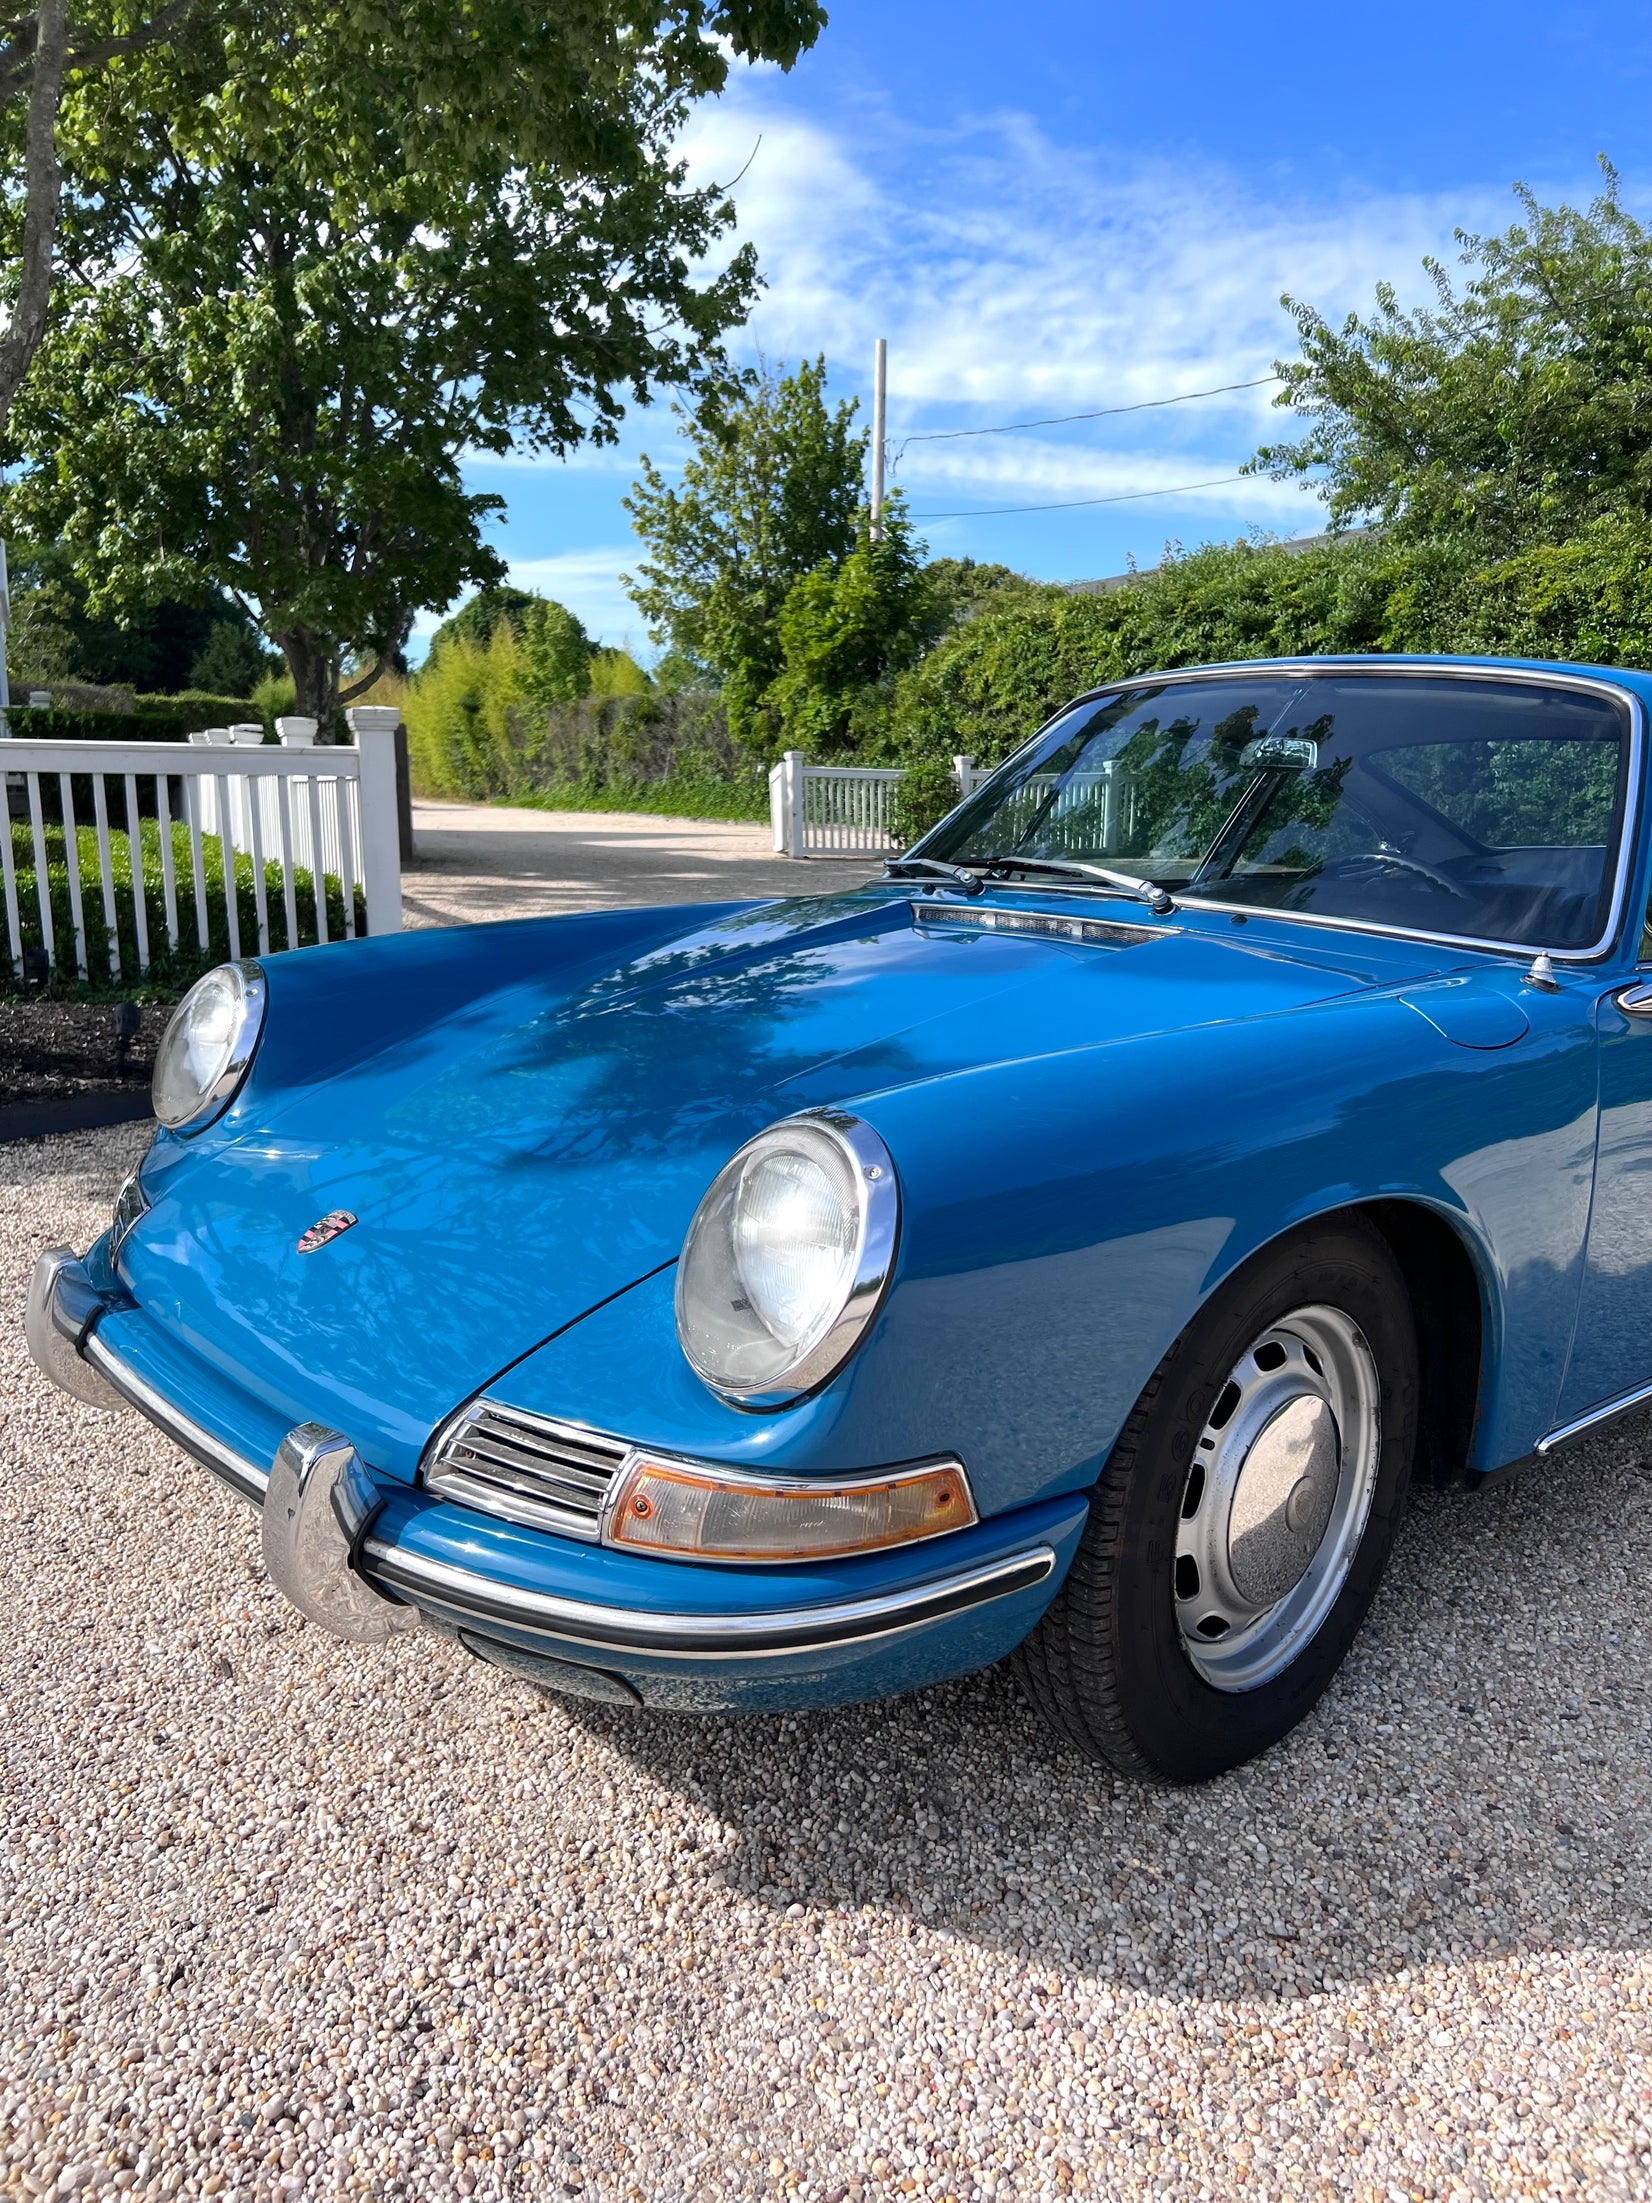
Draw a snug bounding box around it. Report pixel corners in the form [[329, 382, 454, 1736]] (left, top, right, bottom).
[[1174, 1303, 1380, 1692]]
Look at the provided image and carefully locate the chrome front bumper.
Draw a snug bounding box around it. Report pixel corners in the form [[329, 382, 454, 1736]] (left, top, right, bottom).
[[26, 1247, 1060, 1669]]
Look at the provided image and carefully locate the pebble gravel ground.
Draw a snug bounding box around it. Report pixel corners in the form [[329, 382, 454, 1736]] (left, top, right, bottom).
[[4, 1127, 1652, 2203]]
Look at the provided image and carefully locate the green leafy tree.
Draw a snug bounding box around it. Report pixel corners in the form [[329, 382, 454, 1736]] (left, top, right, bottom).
[[624, 355, 868, 747], [767, 500, 933, 755], [521, 601, 595, 705], [922, 556, 1036, 625], [4, 0, 827, 731], [651, 645, 715, 694], [1253, 163, 1652, 553], [6, 540, 260, 689], [0, 0, 202, 434], [189, 618, 275, 695], [589, 645, 652, 697], [430, 586, 548, 655]]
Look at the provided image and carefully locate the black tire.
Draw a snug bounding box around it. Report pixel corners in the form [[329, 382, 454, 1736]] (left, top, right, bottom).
[[1012, 1213, 1418, 1782]]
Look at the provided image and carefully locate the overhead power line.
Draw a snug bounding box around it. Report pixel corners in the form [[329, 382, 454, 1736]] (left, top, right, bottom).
[[891, 374, 1282, 466], [910, 472, 1257, 521]]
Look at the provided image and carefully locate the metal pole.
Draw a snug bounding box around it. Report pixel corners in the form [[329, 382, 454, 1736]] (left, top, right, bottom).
[[870, 337, 887, 542]]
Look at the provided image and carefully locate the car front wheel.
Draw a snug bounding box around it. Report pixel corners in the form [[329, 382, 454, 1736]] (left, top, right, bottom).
[[1013, 1215, 1418, 1781]]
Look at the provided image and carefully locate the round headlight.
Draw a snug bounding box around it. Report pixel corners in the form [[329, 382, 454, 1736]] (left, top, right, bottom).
[[152, 962, 267, 1132], [675, 1112, 899, 1406]]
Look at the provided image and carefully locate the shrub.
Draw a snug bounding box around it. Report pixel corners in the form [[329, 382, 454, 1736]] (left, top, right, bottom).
[[890, 757, 961, 848], [3, 816, 364, 999], [9, 691, 269, 744], [587, 645, 651, 697], [887, 535, 1495, 768], [404, 627, 764, 818]]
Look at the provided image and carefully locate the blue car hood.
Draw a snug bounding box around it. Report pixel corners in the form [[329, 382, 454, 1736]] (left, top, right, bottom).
[[124, 893, 1442, 1473]]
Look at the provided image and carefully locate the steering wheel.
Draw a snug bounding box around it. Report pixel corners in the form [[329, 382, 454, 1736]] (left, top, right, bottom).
[[1334, 848, 1472, 901]]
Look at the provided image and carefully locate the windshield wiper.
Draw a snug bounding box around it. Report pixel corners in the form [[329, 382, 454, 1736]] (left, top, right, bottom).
[[977, 855, 1176, 916], [882, 856, 986, 897]]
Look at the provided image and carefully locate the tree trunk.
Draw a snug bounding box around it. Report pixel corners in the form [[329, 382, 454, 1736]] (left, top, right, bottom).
[[274, 626, 341, 740], [0, 0, 69, 434]]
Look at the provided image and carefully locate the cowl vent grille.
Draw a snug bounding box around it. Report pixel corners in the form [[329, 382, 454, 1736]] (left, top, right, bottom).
[[423, 1402, 627, 1541], [910, 902, 1159, 948]]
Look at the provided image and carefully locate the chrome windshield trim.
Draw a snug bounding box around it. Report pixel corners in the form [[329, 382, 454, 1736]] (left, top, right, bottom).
[[1536, 1377, 1652, 1456], [82, 1329, 269, 1507], [914, 661, 1647, 967], [358, 1540, 1056, 1660]]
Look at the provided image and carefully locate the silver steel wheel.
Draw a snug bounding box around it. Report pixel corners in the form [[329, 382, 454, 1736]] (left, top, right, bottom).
[[1174, 1302, 1381, 1693]]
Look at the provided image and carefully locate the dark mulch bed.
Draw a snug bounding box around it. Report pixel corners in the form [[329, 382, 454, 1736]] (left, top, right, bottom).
[[0, 998, 161, 1106]]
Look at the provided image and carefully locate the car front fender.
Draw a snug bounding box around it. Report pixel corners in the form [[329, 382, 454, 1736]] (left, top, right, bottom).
[[491, 980, 1594, 1512]]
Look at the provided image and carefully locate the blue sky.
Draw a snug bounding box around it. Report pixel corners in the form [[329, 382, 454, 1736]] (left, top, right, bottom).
[[435, 0, 1652, 657]]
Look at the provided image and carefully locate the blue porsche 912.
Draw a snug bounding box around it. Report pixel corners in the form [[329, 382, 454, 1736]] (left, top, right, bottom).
[[28, 656, 1652, 1779]]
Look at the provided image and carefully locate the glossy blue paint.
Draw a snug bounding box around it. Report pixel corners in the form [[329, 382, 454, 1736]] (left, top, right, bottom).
[[90, 655, 1652, 1713], [490, 951, 1598, 1498], [367, 1482, 1089, 1711], [120, 888, 1438, 1477], [1398, 975, 1531, 1050]]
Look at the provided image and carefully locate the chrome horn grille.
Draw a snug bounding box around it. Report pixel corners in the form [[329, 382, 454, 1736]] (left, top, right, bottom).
[[423, 1401, 628, 1541]]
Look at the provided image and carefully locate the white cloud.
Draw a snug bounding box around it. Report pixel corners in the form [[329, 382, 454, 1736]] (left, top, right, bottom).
[[673, 84, 1545, 521], [406, 550, 648, 661], [894, 435, 1313, 517], [449, 88, 1613, 608], [504, 551, 651, 649]]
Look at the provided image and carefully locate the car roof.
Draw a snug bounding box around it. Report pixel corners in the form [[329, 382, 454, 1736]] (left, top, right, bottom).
[[1066, 653, 1652, 712]]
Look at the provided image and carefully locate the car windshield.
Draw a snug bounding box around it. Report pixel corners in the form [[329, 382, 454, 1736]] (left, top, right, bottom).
[[915, 671, 1634, 950]]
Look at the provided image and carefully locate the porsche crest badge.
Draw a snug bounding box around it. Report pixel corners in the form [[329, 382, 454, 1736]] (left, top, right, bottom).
[[296, 1210, 358, 1255]]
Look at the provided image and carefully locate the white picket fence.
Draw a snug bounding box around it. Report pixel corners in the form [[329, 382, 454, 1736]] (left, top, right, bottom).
[[763, 752, 1150, 860], [770, 751, 989, 857], [0, 708, 402, 985]]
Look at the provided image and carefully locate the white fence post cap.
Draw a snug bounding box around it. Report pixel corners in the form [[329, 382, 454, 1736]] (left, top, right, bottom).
[[230, 721, 264, 743], [345, 705, 402, 740], [276, 716, 318, 746]]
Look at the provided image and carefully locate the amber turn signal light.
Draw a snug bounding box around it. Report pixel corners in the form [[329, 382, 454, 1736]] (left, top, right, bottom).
[[604, 1456, 977, 1563]]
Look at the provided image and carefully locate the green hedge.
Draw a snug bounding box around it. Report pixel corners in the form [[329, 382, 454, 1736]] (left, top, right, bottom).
[[889, 523, 1652, 769], [10, 691, 266, 744], [407, 675, 767, 821], [3, 817, 365, 999]]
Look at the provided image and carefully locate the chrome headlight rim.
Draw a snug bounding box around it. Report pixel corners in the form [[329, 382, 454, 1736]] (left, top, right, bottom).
[[675, 1108, 901, 1410], [151, 960, 268, 1134]]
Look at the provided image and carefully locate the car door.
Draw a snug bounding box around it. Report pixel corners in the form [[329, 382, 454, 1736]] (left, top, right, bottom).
[[1554, 900, 1652, 1429]]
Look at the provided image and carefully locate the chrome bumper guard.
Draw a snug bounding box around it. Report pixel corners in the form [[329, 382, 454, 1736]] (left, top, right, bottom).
[[26, 1245, 1058, 1664]]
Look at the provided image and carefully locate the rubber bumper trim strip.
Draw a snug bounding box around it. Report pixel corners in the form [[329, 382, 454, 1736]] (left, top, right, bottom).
[[83, 1329, 270, 1509], [359, 1538, 1057, 1660]]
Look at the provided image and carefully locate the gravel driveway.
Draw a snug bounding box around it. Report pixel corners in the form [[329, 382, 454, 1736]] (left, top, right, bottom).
[[402, 803, 876, 929], [4, 1127, 1652, 2203]]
